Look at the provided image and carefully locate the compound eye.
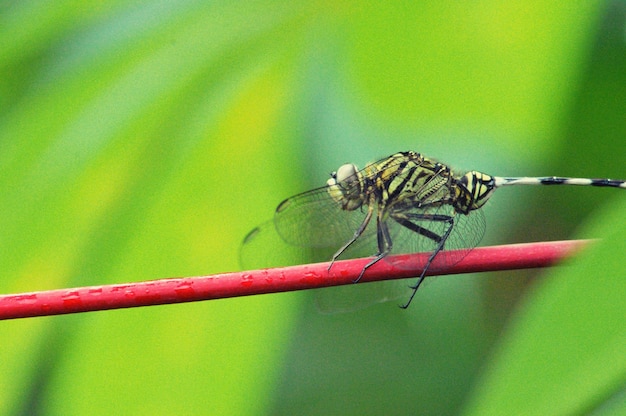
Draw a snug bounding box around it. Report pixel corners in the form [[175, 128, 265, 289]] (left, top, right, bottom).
[[326, 162, 363, 210], [335, 163, 358, 182]]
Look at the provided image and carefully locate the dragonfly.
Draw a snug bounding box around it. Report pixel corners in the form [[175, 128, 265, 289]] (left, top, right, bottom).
[[240, 151, 625, 310]]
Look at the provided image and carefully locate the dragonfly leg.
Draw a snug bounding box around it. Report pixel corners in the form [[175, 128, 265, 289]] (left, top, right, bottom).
[[352, 211, 393, 282], [392, 216, 443, 243], [328, 204, 374, 272], [392, 212, 456, 308]]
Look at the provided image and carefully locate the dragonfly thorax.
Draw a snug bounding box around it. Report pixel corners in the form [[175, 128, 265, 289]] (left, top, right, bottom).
[[327, 163, 366, 210], [454, 170, 497, 213]]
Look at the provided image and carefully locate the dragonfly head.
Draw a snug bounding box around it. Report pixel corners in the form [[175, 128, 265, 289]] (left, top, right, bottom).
[[455, 171, 496, 213], [327, 163, 365, 210]]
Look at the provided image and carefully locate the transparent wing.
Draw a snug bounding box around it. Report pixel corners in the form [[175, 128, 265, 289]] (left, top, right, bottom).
[[239, 185, 403, 312], [314, 278, 414, 314], [315, 206, 486, 313], [239, 213, 380, 270], [272, 186, 373, 248], [240, 217, 411, 314], [239, 220, 335, 270], [271, 152, 418, 248], [385, 203, 486, 271]]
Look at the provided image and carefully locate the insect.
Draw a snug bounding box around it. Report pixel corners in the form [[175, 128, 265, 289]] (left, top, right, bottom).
[[241, 151, 625, 309]]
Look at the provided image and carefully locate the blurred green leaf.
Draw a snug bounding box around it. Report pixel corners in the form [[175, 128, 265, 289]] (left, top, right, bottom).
[[462, 195, 626, 415]]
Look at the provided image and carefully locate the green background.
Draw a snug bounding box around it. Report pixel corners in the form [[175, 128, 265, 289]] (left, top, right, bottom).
[[1, 1, 625, 415]]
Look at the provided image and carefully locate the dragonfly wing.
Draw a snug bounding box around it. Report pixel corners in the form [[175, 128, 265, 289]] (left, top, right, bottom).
[[240, 216, 404, 314], [314, 205, 459, 314], [239, 220, 337, 270], [386, 204, 486, 271], [315, 278, 416, 314], [273, 186, 373, 248]]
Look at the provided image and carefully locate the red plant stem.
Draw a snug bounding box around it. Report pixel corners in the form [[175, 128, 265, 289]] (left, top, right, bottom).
[[0, 240, 589, 320]]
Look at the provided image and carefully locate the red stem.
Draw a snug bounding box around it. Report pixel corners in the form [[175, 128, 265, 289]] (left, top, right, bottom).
[[0, 240, 588, 320]]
